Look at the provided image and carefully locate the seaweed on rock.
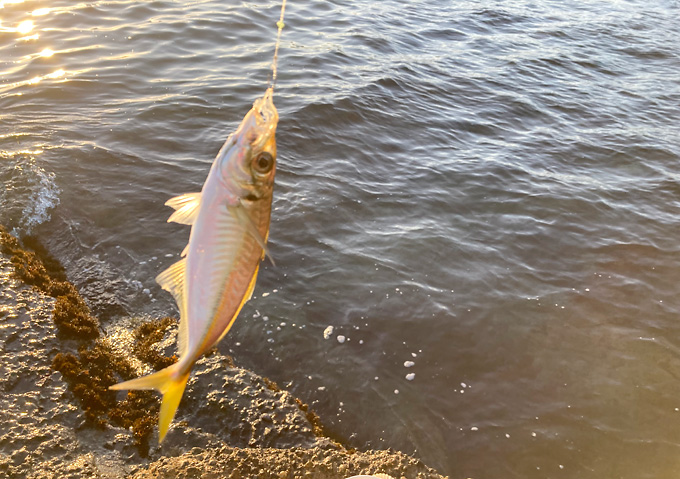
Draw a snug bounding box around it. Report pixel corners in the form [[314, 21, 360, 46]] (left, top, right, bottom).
[[0, 226, 99, 339], [52, 322, 175, 457], [0, 226, 173, 456], [52, 343, 129, 428], [132, 317, 178, 370], [52, 294, 100, 339]]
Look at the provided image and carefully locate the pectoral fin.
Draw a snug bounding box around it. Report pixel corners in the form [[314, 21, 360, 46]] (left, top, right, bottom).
[[165, 193, 201, 225], [228, 203, 275, 266]]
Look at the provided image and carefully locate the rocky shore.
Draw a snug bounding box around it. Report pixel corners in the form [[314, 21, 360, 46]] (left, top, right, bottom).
[[0, 228, 447, 479]]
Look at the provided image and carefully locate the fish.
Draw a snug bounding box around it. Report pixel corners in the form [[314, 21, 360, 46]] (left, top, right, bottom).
[[110, 87, 279, 443]]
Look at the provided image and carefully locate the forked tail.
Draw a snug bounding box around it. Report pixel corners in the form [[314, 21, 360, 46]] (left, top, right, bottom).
[[109, 362, 190, 443]]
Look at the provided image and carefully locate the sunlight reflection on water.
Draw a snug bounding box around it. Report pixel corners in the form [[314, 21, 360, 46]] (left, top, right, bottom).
[[0, 2, 69, 96]]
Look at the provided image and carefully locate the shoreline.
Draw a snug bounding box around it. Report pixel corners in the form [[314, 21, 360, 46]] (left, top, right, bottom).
[[0, 227, 447, 478]]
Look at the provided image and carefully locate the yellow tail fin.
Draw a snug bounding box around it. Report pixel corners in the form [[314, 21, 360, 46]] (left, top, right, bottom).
[[110, 363, 190, 443]]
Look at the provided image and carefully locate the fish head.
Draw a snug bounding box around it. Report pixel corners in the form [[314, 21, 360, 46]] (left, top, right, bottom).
[[219, 88, 278, 202]]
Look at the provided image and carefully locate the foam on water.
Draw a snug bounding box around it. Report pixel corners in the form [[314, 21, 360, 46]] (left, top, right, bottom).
[[0, 153, 60, 235], [18, 162, 60, 233]]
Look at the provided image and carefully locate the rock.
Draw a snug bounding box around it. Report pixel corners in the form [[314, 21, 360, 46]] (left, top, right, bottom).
[[0, 233, 448, 479], [131, 447, 445, 479]]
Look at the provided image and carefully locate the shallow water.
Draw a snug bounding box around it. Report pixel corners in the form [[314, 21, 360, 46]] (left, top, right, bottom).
[[2, 0, 680, 477]]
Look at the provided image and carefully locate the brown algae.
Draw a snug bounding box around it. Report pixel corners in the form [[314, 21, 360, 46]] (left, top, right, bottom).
[[0, 226, 99, 339], [132, 317, 178, 371]]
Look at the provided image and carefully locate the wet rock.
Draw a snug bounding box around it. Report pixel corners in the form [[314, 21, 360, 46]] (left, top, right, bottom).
[[0, 255, 104, 478], [131, 446, 445, 479], [71, 254, 131, 322], [164, 352, 322, 450]]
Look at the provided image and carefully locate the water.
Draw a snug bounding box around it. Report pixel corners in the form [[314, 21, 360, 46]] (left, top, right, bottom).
[[2, 0, 680, 476]]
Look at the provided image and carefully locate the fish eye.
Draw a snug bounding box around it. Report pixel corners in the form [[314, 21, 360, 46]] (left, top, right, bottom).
[[252, 152, 274, 174]]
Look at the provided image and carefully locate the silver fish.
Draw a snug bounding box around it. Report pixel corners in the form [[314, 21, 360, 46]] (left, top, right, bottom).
[[110, 88, 278, 442]]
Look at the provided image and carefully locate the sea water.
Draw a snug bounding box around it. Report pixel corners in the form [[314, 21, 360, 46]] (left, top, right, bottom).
[[2, 0, 680, 477]]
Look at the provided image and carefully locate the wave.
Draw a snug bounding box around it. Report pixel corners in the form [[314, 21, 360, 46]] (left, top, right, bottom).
[[0, 153, 60, 234]]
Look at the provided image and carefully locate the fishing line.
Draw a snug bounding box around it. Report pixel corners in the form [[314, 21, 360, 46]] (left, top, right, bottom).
[[268, 0, 287, 90]]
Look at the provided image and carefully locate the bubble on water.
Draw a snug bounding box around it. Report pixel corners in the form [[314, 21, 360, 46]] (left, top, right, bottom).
[[405, 373, 415, 381], [404, 361, 415, 368], [337, 335, 346, 344]]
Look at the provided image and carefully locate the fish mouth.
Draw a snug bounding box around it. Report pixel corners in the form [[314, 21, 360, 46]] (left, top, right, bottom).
[[248, 88, 278, 150]]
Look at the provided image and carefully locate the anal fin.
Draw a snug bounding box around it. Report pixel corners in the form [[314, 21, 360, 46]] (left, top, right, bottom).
[[155, 258, 189, 355]]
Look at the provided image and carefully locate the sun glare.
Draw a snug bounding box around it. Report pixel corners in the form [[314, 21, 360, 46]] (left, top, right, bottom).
[[32, 8, 50, 16], [16, 19, 33, 34], [40, 48, 53, 57], [0, 0, 27, 8]]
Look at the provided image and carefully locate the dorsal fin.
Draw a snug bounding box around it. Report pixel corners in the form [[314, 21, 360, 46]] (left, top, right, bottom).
[[155, 258, 189, 356], [165, 193, 201, 225]]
